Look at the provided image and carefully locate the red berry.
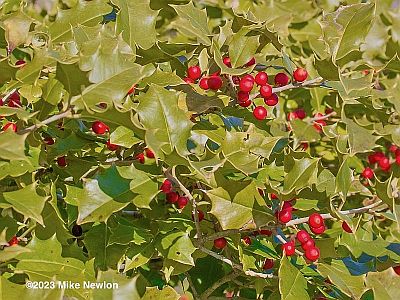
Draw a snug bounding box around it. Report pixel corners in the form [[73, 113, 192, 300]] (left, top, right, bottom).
[[145, 148, 155, 158], [325, 107, 334, 114], [305, 246, 320, 261], [396, 155, 400, 166], [187, 66, 202, 80], [342, 222, 353, 233], [301, 142, 309, 150], [207, 76, 223, 90], [393, 266, 400, 276], [214, 237, 227, 249], [44, 136, 54, 145], [242, 236, 251, 245], [0, 98, 3, 106], [57, 156, 67, 167], [242, 74, 255, 83], [287, 112, 298, 121], [199, 77, 209, 90], [166, 192, 179, 204], [8, 236, 18, 246], [127, 84, 135, 95], [313, 120, 326, 132], [232, 76, 240, 85], [389, 144, 398, 153], [223, 57, 232, 67], [263, 259, 274, 270], [368, 152, 385, 164], [8, 98, 21, 108], [274, 73, 290, 86], [295, 108, 306, 119], [296, 230, 311, 244], [2, 122, 17, 132], [378, 157, 391, 171], [259, 229, 272, 236], [260, 84, 273, 98], [184, 77, 194, 84], [239, 78, 254, 92], [293, 68, 308, 82], [264, 93, 278, 106], [282, 201, 293, 211], [282, 241, 295, 256], [309, 213, 324, 228], [106, 140, 119, 151], [361, 167, 374, 179], [278, 209, 292, 223], [160, 179, 173, 193], [270, 193, 278, 200], [239, 100, 252, 107], [15, 60, 25, 66], [255, 72, 268, 86], [136, 153, 145, 164], [177, 196, 188, 209], [310, 225, 326, 235], [253, 106, 267, 120], [92, 121, 109, 134], [238, 91, 250, 102], [245, 57, 256, 67], [192, 209, 205, 222], [301, 239, 315, 251]]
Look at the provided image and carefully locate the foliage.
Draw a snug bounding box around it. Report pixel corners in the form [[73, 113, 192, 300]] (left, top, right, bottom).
[[0, 0, 400, 299]]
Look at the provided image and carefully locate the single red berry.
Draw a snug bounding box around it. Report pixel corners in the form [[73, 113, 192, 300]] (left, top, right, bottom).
[[207, 76, 223, 90], [296, 230, 311, 244], [305, 246, 320, 261], [389, 144, 398, 153], [253, 106, 267, 120], [199, 77, 209, 90], [145, 148, 155, 158], [184, 77, 194, 84], [293, 68, 308, 82], [0, 98, 3, 106], [239, 100, 252, 107], [263, 259, 274, 270], [243, 74, 255, 83], [309, 213, 324, 228], [342, 222, 353, 233], [378, 157, 391, 171], [301, 239, 315, 251], [8, 236, 18, 246], [287, 112, 299, 121], [92, 121, 109, 134], [264, 93, 278, 106], [44, 136, 54, 145], [282, 201, 293, 211], [295, 108, 306, 119], [239, 78, 254, 92], [396, 155, 400, 166], [396, 149, 400, 157], [187, 66, 202, 80], [393, 266, 400, 276], [242, 236, 251, 245], [127, 84, 135, 95], [361, 167, 374, 179], [313, 120, 326, 133], [15, 60, 26, 66], [166, 192, 179, 204], [106, 140, 119, 151], [214, 237, 227, 249], [160, 179, 173, 193], [282, 241, 295, 256], [301, 142, 309, 150], [274, 73, 290, 86], [57, 156, 67, 167], [238, 91, 250, 102], [270, 193, 278, 200], [260, 84, 273, 98], [310, 225, 326, 235], [278, 209, 292, 223], [136, 153, 145, 164], [2, 122, 17, 132], [192, 209, 205, 222], [245, 57, 256, 67], [369, 151, 385, 164], [259, 229, 272, 236], [255, 72, 268, 86], [177, 196, 188, 209], [223, 57, 232, 67]]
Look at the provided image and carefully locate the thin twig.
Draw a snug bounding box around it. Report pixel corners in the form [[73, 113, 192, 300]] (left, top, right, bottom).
[[201, 271, 239, 300], [185, 272, 199, 299], [274, 231, 303, 256], [285, 200, 383, 227], [272, 77, 325, 94], [17, 109, 74, 135], [1, 88, 17, 104], [308, 111, 336, 123]]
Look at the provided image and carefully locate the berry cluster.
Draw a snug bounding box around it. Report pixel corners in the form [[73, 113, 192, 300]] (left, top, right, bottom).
[[182, 58, 310, 121], [160, 179, 190, 210], [0, 91, 22, 133], [360, 144, 400, 180]]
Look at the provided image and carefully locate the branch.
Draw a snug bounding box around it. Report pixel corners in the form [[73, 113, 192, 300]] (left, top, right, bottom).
[[308, 111, 336, 123], [285, 200, 383, 227], [274, 231, 303, 256], [204, 226, 274, 242], [17, 109, 74, 135], [272, 77, 325, 94], [185, 272, 199, 299], [201, 271, 239, 300], [164, 167, 203, 242]]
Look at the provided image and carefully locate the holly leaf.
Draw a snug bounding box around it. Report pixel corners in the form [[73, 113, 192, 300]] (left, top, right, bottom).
[[279, 257, 310, 300]]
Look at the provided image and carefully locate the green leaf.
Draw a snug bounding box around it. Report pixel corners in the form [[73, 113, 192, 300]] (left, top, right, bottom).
[[142, 286, 180, 300], [113, 0, 158, 50], [2, 12, 33, 51], [136, 85, 193, 158], [283, 157, 319, 194], [3, 184, 48, 226], [109, 126, 141, 148], [228, 28, 259, 68], [156, 230, 196, 266], [0, 131, 27, 161], [365, 268, 400, 300], [279, 257, 310, 300], [124, 242, 155, 272], [335, 156, 352, 200]]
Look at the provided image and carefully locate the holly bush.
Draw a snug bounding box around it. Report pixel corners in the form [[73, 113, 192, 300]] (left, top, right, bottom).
[[1, 0, 400, 299]]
